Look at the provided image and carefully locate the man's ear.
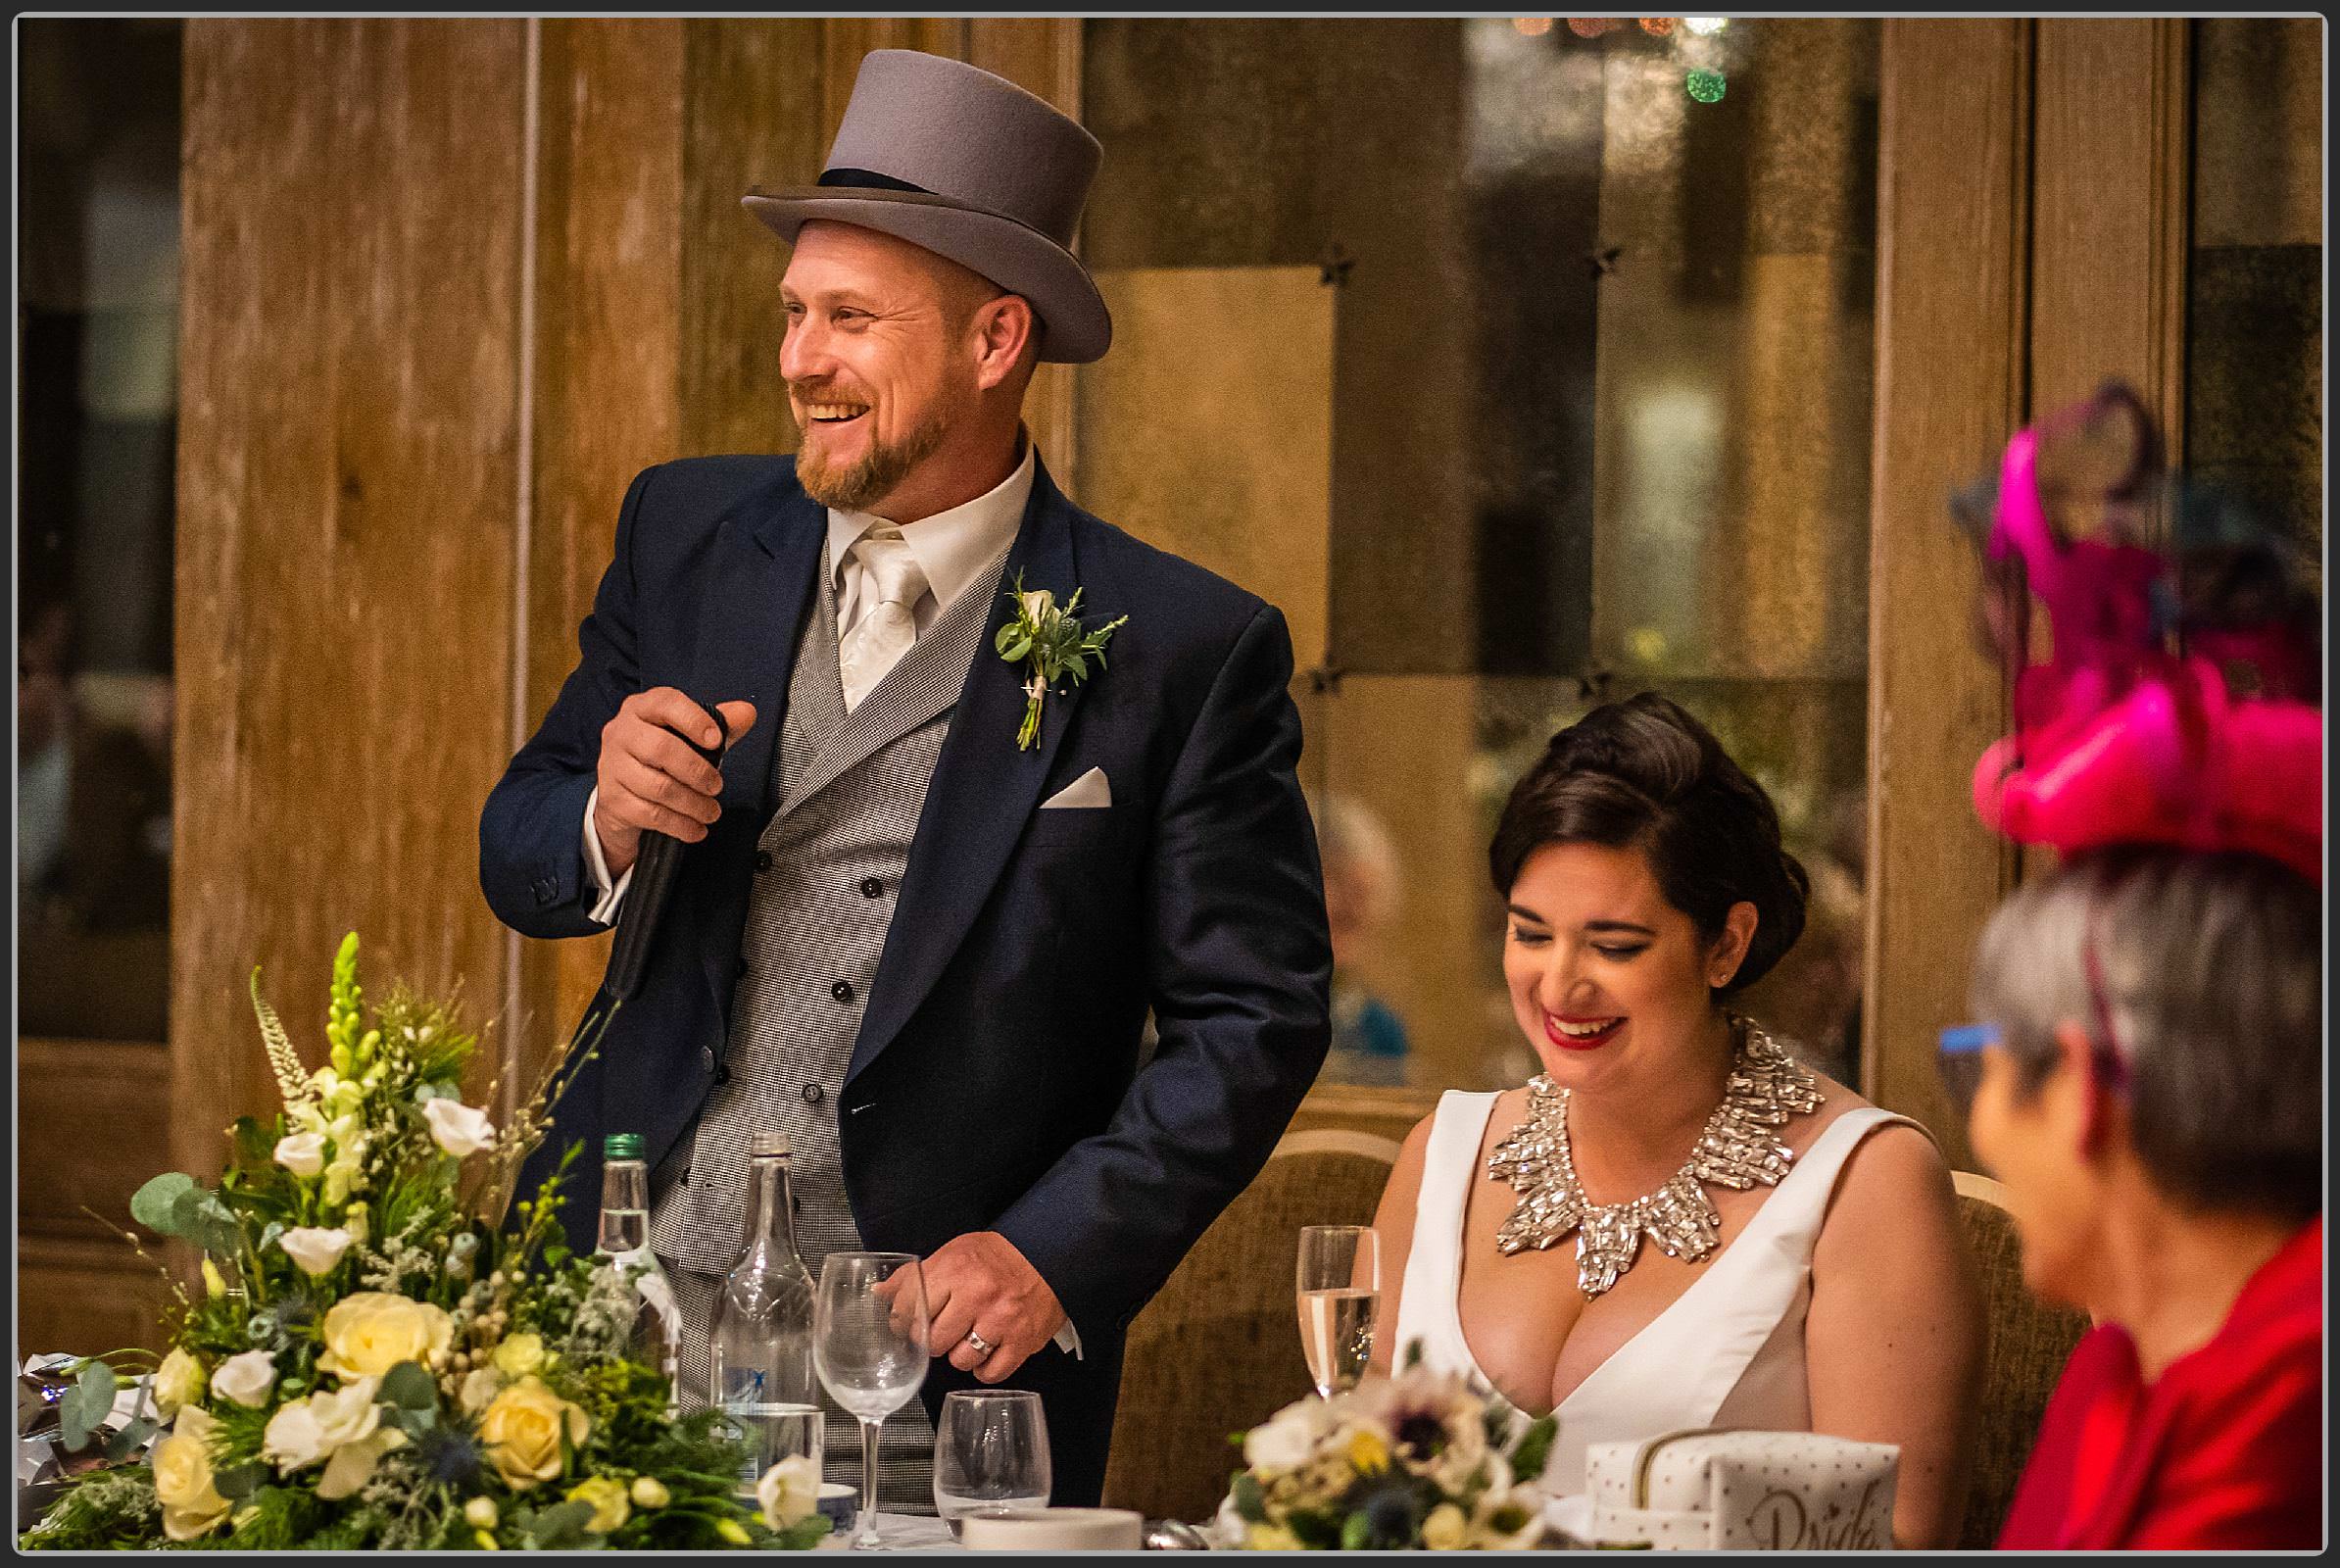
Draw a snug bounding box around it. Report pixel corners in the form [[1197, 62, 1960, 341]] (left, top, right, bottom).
[[969, 293, 1037, 391]]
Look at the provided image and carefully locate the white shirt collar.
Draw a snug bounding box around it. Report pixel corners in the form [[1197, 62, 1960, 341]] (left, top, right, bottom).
[[824, 437, 1036, 614]]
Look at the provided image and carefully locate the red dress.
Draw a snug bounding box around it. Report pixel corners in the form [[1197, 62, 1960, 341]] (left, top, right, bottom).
[[1999, 1216, 2324, 1550]]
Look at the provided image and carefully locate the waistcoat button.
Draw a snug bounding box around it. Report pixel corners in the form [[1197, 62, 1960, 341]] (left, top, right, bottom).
[[831, 980, 854, 1004], [859, 876, 884, 899], [802, 1082, 823, 1105], [756, 851, 775, 873]]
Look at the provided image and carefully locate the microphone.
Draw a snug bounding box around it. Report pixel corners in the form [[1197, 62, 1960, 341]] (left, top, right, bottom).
[[604, 693, 734, 1003]]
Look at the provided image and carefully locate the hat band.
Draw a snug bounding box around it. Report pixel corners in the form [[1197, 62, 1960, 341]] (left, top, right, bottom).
[[817, 167, 933, 195]]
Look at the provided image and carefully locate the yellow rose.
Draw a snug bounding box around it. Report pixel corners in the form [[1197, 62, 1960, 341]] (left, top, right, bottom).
[[477, 1377, 589, 1491], [1421, 1503, 1471, 1551], [567, 1475, 632, 1534], [151, 1407, 231, 1542], [317, 1292, 454, 1380], [1246, 1523, 1303, 1551], [490, 1332, 545, 1379], [152, 1348, 208, 1418]]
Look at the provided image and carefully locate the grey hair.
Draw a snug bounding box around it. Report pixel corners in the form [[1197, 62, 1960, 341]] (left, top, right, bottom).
[[1970, 847, 2322, 1221]]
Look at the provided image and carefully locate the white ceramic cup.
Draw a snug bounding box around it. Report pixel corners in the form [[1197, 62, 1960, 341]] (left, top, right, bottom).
[[956, 1506, 1145, 1551]]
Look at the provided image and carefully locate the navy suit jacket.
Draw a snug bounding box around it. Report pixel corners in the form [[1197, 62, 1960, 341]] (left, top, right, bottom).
[[478, 452, 1333, 1498]]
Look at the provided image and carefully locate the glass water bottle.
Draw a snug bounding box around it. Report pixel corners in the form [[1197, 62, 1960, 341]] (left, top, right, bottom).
[[708, 1131, 820, 1491], [593, 1132, 682, 1402]]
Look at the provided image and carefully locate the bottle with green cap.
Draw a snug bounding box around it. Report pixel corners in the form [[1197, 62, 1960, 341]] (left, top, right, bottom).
[[593, 1132, 681, 1402]]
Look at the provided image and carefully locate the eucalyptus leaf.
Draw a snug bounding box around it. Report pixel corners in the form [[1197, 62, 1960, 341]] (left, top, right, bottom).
[[378, 1360, 437, 1411], [102, 1414, 157, 1463], [529, 1499, 597, 1548], [1231, 1470, 1266, 1525], [129, 1172, 200, 1236], [58, 1361, 119, 1451], [212, 1460, 268, 1500]]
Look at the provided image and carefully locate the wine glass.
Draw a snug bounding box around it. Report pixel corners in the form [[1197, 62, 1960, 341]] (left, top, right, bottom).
[[813, 1252, 930, 1550], [932, 1389, 1051, 1537], [1295, 1225, 1380, 1398]]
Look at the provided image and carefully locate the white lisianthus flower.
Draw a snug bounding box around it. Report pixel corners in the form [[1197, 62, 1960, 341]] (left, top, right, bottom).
[[458, 1366, 504, 1414], [317, 1426, 407, 1500], [1242, 1393, 1339, 1473], [1018, 587, 1056, 622], [209, 1349, 278, 1408], [151, 1348, 209, 1418], [421, 1097, 496, 1157], [277, 1225, 355, 1277], [261, 1376, 384, 1475], [756, 1453, 821, 1530], [273, 1132, 327, 1177]]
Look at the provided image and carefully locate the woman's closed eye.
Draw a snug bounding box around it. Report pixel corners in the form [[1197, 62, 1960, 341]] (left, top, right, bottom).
[[1591, 943, 1649, 960]]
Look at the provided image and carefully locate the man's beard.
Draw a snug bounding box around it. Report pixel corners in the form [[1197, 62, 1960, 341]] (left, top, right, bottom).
[[793, 398, 954, 514]]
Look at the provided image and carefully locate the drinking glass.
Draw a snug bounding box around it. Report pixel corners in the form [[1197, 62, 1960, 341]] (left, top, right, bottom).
[[813, 1251, 930, 1550], [932, 1389, 1052, 1537], [1295, 1225, 1380, 1397]]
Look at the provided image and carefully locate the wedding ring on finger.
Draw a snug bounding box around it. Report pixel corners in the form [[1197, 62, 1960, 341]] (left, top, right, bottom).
[[963, 1329, 998, 1358]]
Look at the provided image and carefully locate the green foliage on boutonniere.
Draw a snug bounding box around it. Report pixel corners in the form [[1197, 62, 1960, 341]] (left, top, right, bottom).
[[995, 570, 1128, 751]]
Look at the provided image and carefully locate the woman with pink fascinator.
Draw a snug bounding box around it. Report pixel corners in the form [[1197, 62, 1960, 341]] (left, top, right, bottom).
[[1952, 386, 2322, 1550]]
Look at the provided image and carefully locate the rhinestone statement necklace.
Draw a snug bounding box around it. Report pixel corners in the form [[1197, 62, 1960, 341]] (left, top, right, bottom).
[[1485, 1017, 1823, 1298]]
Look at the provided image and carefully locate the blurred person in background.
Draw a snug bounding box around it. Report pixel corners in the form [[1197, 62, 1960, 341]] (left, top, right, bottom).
[[1314, 791, 1412, 1087]]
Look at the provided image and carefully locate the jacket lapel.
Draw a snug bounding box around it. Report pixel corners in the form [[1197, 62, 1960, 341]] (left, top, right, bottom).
[[845, 461, 1093, 1089], [687, 478, 826, 822]]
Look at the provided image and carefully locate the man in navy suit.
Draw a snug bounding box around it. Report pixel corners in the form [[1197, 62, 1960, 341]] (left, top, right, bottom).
[[478, 51, 1331, 1508]]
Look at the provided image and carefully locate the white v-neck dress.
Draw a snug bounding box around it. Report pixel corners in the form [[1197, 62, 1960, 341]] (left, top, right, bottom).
[[1389, 1091, 1918, 1499]]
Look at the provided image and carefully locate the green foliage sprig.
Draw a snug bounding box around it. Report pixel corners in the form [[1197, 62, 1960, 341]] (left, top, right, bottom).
[[995, 571, 1129, 750]]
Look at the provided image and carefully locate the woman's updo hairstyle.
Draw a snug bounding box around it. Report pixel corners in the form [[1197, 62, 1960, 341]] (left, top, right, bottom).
[[1489, 693, 1810, 996]]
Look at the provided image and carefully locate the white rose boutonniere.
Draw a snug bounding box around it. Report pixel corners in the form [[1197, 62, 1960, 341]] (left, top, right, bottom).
[[995, 571, 1127, 751]]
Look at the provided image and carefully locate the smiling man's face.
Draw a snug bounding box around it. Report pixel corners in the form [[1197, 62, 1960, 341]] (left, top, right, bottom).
[[778, 221, 999, 515]]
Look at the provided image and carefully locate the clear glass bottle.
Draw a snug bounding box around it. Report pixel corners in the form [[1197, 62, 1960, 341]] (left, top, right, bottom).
[[593, 1132, 681, 1402], [708, 1131, 820, 1491]]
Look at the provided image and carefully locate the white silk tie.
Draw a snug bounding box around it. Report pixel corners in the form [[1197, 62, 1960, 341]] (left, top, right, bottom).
[[837, 528, 929, 711]]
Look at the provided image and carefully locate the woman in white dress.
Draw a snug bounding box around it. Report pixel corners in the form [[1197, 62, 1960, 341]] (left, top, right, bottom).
[[1370, 695, 1982, 1548]]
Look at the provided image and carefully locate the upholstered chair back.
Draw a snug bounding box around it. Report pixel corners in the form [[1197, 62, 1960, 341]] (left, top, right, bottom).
[[1101, 1128, 1402, 1525], [1951, 1169, 2092, 1549]]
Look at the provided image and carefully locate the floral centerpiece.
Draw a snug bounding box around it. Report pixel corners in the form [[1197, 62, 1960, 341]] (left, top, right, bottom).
[[21, 934, 828, 1552], [1214, 1358, 1559, 1550]]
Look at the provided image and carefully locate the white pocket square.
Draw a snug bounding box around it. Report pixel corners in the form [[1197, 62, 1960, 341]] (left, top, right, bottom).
[[1040, 766, 1111, 809]]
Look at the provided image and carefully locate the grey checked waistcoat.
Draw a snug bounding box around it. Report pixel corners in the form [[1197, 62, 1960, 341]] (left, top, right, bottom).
[[649, 536, 1010, 1507]]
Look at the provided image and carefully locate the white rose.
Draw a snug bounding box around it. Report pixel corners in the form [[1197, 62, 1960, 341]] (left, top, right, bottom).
[[151, 1348, 209, 1418], [1242, 1395, 1337, 1473], [209, 1349, 278, 1408], [1018, 587, 1056, 622], [756, 1453, 821, 1530], [273, 1132, 327, 1177], [262, 1376, 383, 1474], [421, 1098, 496, 1157], [277, 1226, 355, 1277]]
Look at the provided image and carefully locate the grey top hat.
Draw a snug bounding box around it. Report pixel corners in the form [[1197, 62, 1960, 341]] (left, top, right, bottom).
[[744, 50, 1111, 365]]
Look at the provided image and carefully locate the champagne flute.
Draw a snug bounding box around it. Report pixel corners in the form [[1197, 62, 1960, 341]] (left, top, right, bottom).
[[932, 1389, 1051, 1537], [1295, 1225, 1380, 1398], [813, 1252, 930, 1550]]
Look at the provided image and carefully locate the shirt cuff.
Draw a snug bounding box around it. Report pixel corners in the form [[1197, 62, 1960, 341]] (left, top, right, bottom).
[[581, 786, 635, 926], [1052, 1319, 1084, 1360]]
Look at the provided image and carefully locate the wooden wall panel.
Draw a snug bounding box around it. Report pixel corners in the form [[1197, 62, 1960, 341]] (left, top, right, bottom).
[[2030, 19, 2191, 445], [1864, 20, 2032, 1167], [174, 19, 526, 1166], [520, 20, 690, 1102]]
